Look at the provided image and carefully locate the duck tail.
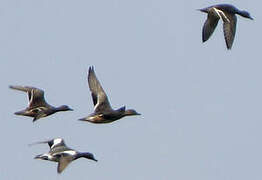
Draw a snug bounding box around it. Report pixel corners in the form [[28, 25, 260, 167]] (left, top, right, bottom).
[[14, 110, 26, 116]]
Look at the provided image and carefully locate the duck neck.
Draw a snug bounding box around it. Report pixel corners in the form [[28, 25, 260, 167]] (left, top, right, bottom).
[[123, 110, 132, 116]]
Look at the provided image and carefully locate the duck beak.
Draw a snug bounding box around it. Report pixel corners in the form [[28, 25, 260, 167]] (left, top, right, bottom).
[[92, 158, 98, 162], [68, 108, 73, 111], [249, 16, 254, 20]]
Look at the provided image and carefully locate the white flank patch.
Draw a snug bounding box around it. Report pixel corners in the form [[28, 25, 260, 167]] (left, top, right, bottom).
[[63, 150, 77, 156]]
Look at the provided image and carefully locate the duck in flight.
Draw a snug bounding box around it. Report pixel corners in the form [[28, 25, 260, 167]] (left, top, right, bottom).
[[79, 66, 141, 124], [199, 4, 253, 49], [32, 138, 97, 174], [9, 85, 73, 122]]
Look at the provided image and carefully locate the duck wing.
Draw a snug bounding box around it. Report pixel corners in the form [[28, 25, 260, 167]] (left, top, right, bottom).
[[29, 138, 67, 150], [88, 66, 112, 113], [221, 12, 237, 49], [57, 156, 73, 173], [202, 8, 220, 42], [9, 85, 49, 108]]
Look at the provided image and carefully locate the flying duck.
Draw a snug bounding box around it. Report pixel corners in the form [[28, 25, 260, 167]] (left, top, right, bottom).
[[32, 138, 97, 173], [79, 66, 141, 124], [9, 85, 73, 122], [199, 4, 253, 49]]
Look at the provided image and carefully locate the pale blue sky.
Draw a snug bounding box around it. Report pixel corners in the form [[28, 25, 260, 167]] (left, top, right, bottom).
[[1, 0, 261, 179]]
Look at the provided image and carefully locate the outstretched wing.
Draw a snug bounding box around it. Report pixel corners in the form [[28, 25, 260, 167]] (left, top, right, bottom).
[[29, 138, 67, 150], [221, 13, 237, 49], [88, 66, 112, 112], [202, 8, 220, 42], [57, 156, 73, 173], [9, 85, 49, 108]]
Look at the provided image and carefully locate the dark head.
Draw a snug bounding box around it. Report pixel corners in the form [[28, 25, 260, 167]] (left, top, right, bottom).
[[124, 109, 141, 116], [56, 105, 73, 112], [239, 10, 253, 20], [76, 152, 97, 162]]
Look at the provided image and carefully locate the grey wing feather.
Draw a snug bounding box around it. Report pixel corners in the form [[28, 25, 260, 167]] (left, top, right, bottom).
[[29, 138, 67, 150], [10, 85, 49, 108], [222, 13, 237, 49], [9, 85, 36, 93], [9, 85, 34, 102], [202, 9, 220, 42], [88, 67, 112, 112], [57, 156, 73, 173]]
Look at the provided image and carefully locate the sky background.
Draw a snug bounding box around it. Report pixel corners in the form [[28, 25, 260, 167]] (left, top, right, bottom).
[[0, 0, 261, 179]]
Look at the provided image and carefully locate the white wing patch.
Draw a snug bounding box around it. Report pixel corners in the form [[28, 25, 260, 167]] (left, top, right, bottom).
[[52, 138, 63, 147], [93, 95, 100, 111], [213, 8, 230, 22], [28, 89, 34, 106]]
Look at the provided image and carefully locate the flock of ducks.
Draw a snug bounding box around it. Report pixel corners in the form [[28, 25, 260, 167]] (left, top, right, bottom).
[[10, 3, 253, 174], [10, 66, 141, 173]]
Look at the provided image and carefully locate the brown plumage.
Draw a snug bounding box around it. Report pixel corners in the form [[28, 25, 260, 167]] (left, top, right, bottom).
[[9, 85, 73, 122], [79, 66, 141, 124]]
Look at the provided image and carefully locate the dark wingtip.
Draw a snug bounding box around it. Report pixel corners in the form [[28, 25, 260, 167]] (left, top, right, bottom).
[[226, 43, 232, 50], [88, 66, 96, 80], [202, 30, 207, 43], [57, 169, 63, 174], [89, 66, 94, 73], [202, 33, 208, 43]]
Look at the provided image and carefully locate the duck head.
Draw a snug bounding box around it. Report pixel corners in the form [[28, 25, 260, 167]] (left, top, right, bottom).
[[239, 10, 253, 20], [56, 105, 73, 112], [76, 152, 98, 162]]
